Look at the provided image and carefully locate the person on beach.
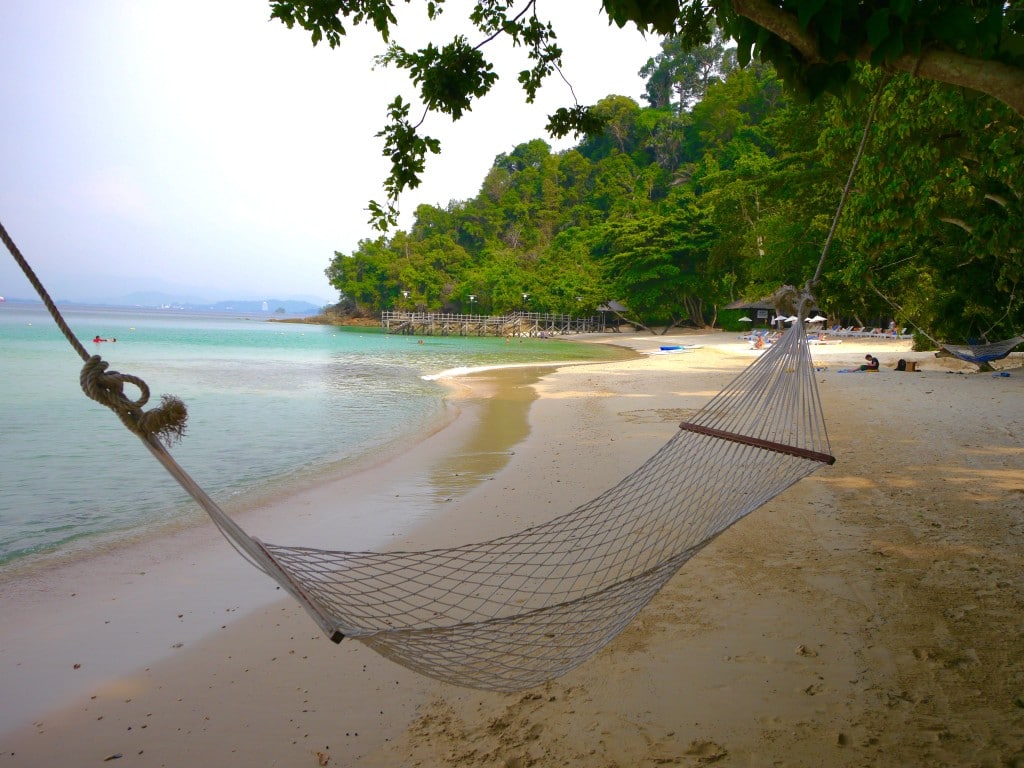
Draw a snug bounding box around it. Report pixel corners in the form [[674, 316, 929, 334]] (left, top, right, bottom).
[[838, 354, 881, 373]]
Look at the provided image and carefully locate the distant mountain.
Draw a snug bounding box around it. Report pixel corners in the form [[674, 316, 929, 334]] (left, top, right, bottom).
[[2, 293, 328, 315], [114, 291, 213, 307], [206, 299, 324, 314], [107, 292, 328, 314]]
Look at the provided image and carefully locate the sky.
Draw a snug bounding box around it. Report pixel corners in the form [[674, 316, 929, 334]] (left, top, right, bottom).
[[0, 1, 662, 305]]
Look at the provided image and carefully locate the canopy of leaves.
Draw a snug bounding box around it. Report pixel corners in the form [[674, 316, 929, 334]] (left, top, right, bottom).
[[272, 0, 1024, 232], [604, 0, 1024, 112]]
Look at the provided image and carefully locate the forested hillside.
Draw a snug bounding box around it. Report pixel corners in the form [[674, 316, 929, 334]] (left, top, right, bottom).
[[326, 37, 1022, 344]]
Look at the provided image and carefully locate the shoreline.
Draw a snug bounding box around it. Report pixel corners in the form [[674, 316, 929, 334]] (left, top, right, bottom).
[[3, 330, 1023, 766], [0, 361, 558, 740]]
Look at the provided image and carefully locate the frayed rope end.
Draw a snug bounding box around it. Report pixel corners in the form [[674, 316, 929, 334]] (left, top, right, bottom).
[[137, 395, 188, 446]]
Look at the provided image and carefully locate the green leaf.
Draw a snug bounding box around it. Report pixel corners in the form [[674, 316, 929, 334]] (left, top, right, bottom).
[[546, 106, 606, 138], [797, 0, 829, 30], [602, 0, 683, 34], [871, 31, 904, 65], [816, 3, 843, 46], [890, 0, 913, 23], [901, 25, 924, 56], [932, 6, 978, 44], [410, 38, 496, 119], [733, 21, 757, 67], [865, 9, 891, 49]]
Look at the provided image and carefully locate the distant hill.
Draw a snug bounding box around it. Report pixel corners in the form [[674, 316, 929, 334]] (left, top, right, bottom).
[[1, 294, 328, 315], [205, 299, 324, 314], [110, 292, 327, 314]]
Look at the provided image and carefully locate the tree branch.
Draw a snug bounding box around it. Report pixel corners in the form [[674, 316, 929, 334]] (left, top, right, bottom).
[[730, 0, 1024, 115], [731, 0, 820, 60], [939, 216, 975, 234]]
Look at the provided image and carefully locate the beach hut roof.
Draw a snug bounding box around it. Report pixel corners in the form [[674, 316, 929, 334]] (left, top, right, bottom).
[[724, 298, 775, 311], [726, 298, 825, 316]]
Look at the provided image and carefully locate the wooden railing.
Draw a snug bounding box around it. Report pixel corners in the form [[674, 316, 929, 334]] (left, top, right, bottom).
[[380, 310, 604, 336]]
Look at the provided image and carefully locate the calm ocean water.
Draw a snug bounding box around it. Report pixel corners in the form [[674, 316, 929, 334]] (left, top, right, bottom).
[[0, 303, 618, 570]]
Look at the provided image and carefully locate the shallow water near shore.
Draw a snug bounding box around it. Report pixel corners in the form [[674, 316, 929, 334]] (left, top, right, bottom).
[[0, 303, 625, 572]]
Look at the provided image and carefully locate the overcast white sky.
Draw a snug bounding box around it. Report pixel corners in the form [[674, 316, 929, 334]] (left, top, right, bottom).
[[0, 1, 662, 304]]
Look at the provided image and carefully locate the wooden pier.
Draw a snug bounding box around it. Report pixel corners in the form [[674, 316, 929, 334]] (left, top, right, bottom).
[[381, 311, 604, 337]]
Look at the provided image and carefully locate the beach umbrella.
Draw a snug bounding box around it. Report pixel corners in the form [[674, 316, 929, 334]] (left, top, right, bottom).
[[738, 316, 752, 322], [785, 315, 799, 323], [806, 314, 827, 323]]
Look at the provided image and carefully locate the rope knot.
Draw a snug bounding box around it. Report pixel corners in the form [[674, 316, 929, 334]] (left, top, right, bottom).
[[80, 355, 187, 446], [772, 284, 818, 321]]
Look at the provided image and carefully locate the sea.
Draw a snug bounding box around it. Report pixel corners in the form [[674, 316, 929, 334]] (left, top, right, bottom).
[[0, 303, 621, 572]]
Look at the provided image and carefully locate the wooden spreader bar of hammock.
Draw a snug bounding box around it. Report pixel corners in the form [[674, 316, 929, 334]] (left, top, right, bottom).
[[679, 422, 836, 466]]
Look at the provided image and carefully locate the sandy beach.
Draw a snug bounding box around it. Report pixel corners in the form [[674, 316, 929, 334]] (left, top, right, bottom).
[[2, 329, 1023, 767]]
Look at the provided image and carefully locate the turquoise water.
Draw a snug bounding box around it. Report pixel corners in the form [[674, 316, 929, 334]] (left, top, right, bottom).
[[0, 303, 619, 569]]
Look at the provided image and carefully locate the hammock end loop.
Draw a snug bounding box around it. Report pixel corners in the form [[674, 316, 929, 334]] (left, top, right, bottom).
[[772, 283, 820, 321], [80, 356, 188, 446], [80, 354, 145, 408], [771, 285, 800, 318]]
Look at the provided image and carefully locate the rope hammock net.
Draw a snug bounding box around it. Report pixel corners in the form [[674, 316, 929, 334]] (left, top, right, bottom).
[[257, 317, 832, 690], [131, 316, 833, 692], [941, 336, 1024, 366], [3, 220, 833, 692]]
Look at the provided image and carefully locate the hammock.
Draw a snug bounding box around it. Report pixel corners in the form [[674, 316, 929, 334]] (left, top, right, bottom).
[[129, 313, 834, 691], [2, 222, 834, 692], [3, 66, 906, 693], [941, 336, 1024, 366]]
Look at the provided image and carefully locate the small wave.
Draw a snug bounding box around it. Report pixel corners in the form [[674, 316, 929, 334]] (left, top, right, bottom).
[[422, 359, 597, 381], [422, 364, 507, 380]]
